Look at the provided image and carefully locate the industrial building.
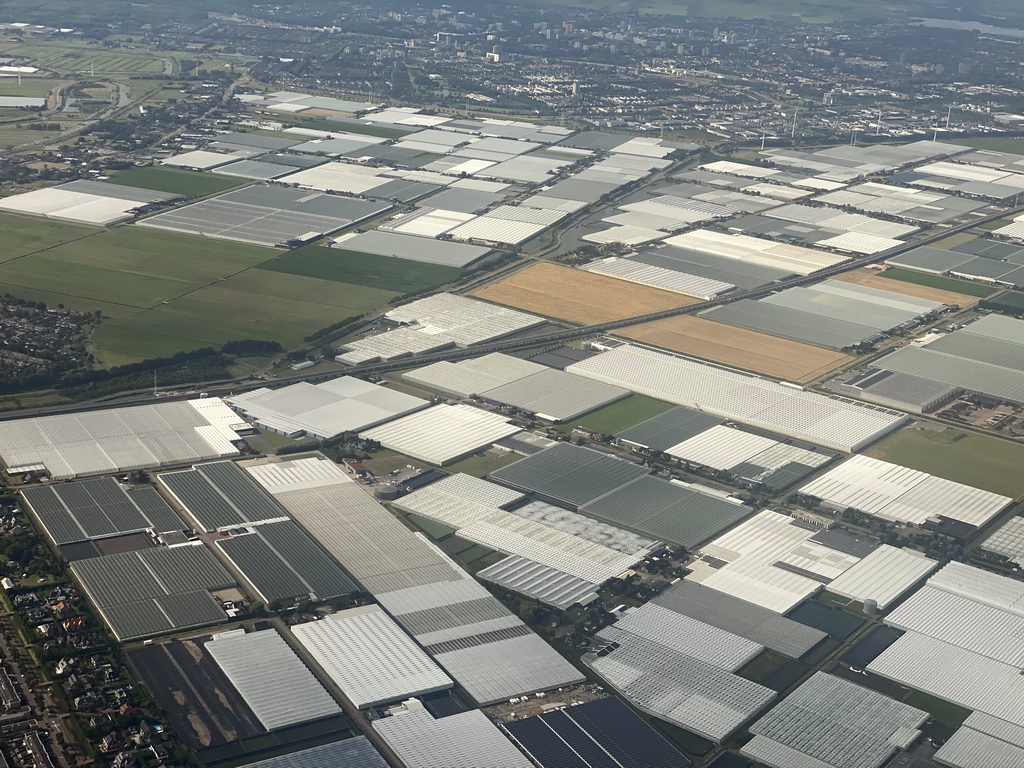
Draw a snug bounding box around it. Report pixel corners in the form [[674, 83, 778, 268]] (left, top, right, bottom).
[[869, 562, 1024, 729], [69, 543, 234, 641], [502, 697, 692, 768], [21, 477, 185, 546], [741, 672, 929, 768], [359, 404, 522, 465], [872, 314, 1024, 404], [0, 179, 183, 226], [798, 454, 1012, 528], [565, 344, 908, 452], [290, 606, 453, 709], [226, 377, 429, 439], [701, 279, 946, 350], [0, 398, 243, 480], [206, 629, 341, 731], [373, 699, 534, 768], [246, 456, 585, 705]]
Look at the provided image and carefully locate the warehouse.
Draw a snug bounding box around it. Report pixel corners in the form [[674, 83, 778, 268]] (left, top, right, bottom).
[[227, 377, 428, 439], [565, 344, 908, 452], [0, 180, 183, 226], [580, 256, 736, 299], [70, 543, 234, 641], [661, 424, 834, 490], [215, 520, 357, 603], [841, 369, 961, 413], [868, 562, 1024, 728], [21, 478, 185, 546], [651, 580, 826, 658], [798, 454, 1012, 528], [584, 618, 776, 742], [374, 699, 533, 768], [489, 442, 651, 509], [741, 672, 929, 768], [158, 459, 287, 532], [243, 738, 388, 768], [701, 279, 946, 350], [824, 545, 938, 610], [0, 398, 242, 480], [579, 474, 753, 550], [333, 230, 490, 267], [207, 629, 340, 730], [291, 606, 453, 708], [394, 474, 651, 584], [689, 510, 869, 613], [934, 712, 1024, 768], [138, 185, 390, 247], [246, 456, 585, 704], [873, 314, 1024, 403], [359, 404, 522, 465], [503, 697, 691, 768]]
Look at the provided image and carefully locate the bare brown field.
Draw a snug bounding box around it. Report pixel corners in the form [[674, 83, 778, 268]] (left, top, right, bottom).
[[832, 268, 980, 307], [471, 262, 696, 324], [619, 315, 854, 383]]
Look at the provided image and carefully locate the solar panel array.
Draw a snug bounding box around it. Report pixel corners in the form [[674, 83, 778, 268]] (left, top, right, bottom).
[[70, 544, 234, 640], [216, 520, 357, 602], [23, 478, 185, 545], [504, 697, 690, 768]]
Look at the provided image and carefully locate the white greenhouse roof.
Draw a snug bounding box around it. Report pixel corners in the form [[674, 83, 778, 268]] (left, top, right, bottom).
[[980, 516, 1024, 565], [798, 454, 1011, 527], [0, 398, 241, 480], [227, 377, 428, 439], [360, 404, 521, 465], [290, 606, 453, 709], [665, 425, 780, 470], [162, 150, 237, 169], [580, 256, 735, 299], [935, 726, 1024, 768], [404, 353, 545, 397], [373, 700, 533, 768], [565, 344, 907, 452], [207, 629, 340, 730], [663, 229, 849, 275], [385, 293, 545, 347], [824, 545, 937, 610]]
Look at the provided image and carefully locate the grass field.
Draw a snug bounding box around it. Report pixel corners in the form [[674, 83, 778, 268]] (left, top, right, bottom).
[[473, 262, 695, 324], [880, 268, 996, 299], [259, 245, 463, 293], [864, 425, 1024, 498], [953, 137, 1024, 153], [620, 315, 854, 383], [0, 212, 99, 262], [0, 78, 54, 97], [108, 166, 244, 197], [561, 395, 675, 435], [444, 450, 522, 477], [0, 41, 165, 74], [834, 268, 983, 307]]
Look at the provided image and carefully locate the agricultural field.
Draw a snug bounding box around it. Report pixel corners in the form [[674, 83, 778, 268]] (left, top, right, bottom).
[[833, 268, 984, 307], [619, 315, 854, 383], [472, 262, 695, 324], [0, 77, 55, 98], [953, 137, 1024, 153], [864, 425, 1024, 499], [878, 267, 996, 299], [0, 212, 99, 262], [560, 395, 676, 436], [259, 245, 463, 294], [108, 166, 244, 198], [0, 40, 167, 74]]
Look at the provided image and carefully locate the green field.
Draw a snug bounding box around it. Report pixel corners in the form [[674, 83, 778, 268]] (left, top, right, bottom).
[[563, 394, 676, 435], [444, 450, 522, 477], [953, 137, 1024, 153], [108, 166, 244, 198], [259, 246, 463, 293], [881, 268, 996, 298], [0, 212, 99, 262], [0, 78, 54, 97], [0, 41, 166, 74], [865, 426, 1024, 498]]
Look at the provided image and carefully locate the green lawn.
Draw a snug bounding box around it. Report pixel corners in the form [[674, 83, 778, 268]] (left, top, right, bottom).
[[865, 426, 1024, 498], [259, 245, 463, 294], [561, 395, 676, 435], [107, 166, 244, 198], [881, 268, 996, 298], [0, 211, 99, 263]]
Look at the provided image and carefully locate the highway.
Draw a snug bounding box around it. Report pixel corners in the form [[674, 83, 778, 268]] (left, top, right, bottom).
[[1, 201, 1020, 422]]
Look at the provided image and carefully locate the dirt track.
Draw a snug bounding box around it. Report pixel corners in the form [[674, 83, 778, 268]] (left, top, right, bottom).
[[472, 262, 696, 324], [619, 315, 854, 383]]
